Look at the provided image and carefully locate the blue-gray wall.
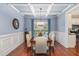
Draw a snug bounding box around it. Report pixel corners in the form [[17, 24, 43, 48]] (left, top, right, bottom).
[[57, 4, 75, 32], [0, 5, 24, 35], [24, 15, 33, 32], [57, 13, 65, 32], [24, 15, 57, 32], [48, 15, 57, 31]]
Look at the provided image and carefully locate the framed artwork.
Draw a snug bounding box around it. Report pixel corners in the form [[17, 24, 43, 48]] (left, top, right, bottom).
[[33, 20, 48, 37]]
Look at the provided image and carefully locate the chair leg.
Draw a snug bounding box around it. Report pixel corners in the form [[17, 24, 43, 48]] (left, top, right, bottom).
[[32, 50, 35, 56], [49, 50, 51, 56], [31, 47, 35, 56], [47, 46, 52, 56], [48, 46, 54, 56], [47, 50, 50, 56], [52, 47, 54, 53]]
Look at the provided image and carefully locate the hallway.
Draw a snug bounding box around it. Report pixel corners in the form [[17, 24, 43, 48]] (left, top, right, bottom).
[[8, 41, 79, 56]]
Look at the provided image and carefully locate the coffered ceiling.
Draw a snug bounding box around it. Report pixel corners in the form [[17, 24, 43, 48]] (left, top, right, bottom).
[[0, 3, 75, 17]]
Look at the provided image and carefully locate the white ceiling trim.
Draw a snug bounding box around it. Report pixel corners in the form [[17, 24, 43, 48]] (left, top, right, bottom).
[[28, 3, 36, 17], [66, 4, 79, 14], [11, 4, 28, 6], [7, 3, 75, 16], [46, 3, 54, 16], [9, 4, 20, 13], [60, 4, 75, 14], [20, 12, 60, 15]]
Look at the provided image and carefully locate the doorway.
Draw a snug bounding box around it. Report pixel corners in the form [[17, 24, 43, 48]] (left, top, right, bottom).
[[67, 5, 79, 49]]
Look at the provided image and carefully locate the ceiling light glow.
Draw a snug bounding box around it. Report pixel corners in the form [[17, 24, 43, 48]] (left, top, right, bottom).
[[28, 3, 36, 17], [10, 4, 20, 13], [46, 3, 54, 16]]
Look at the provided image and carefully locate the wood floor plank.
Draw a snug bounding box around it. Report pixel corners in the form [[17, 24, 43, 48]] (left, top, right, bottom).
[[8, 41, 79, 56]]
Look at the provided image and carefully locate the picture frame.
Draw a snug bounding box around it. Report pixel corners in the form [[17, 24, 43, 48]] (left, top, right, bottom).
[[12, 18, 19, 29]]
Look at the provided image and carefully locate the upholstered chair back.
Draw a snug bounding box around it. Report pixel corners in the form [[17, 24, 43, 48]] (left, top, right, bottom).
[[49, 32, 55, 46], [34, 37, 48, 53], [26, 32, 32, 47]]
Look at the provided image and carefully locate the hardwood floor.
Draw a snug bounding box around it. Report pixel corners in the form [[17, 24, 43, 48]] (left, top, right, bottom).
[[8, 41, 79, 56]]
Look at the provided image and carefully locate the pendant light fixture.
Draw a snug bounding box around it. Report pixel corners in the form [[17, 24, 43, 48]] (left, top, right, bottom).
[[39, 8, 42, 20]]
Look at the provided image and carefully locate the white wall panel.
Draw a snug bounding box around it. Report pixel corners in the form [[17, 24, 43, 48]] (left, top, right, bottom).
[[0, 32, 24, 56]]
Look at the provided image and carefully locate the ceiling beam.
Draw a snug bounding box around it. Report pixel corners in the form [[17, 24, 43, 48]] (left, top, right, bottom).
[[20, 12, 60, 15], [8, 4, 20, 13], [20, 12, 32, 14], [66, 4, 79, 14], [46, 3, 54, 16], [28, 3, 36, 17], [60, 4, 75, 14], [11, 4, 28, 6]]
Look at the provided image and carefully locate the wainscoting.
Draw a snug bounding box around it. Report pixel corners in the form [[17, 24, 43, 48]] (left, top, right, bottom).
[[0, 32, 24, 56], [56, 32, 68, 48], [56, 32, 76, 48]]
